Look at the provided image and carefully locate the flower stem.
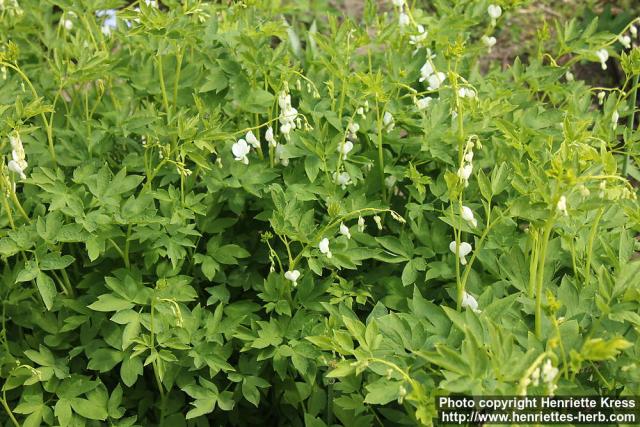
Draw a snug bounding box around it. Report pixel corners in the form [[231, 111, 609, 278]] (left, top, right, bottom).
[[535, 220, 554, 339], [622, 74, 638, 177]]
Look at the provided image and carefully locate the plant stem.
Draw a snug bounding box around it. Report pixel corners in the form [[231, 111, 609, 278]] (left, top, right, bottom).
[[157, 54, 171, 121], [0, 391, 19, 427], [535, 220, 554, 339], [584, 208, 604, 288], [622, 74, 638, 177]]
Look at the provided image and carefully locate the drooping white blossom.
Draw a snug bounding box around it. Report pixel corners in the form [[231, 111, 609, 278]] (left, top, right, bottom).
[[482, 35, 497, 53], [556, 195, 568, 216], [7, 132, 27, 179], [373, 215, 383, 230], [487, 4, 502, 19], [416, 96, 432, 110], [284, 270, 301, 286], [631, 25, 638, 38], [96, 9, 117, 36], [358, 216, 365, 232], [319, 238, 332, 258], [461, 291, 480, 313], [597, 91, 605, 105], [449, 240, 473, 265], [427, 72, 446, 90], [333, 171, 352, 189], [245, 130, 260, 149], [595, 49, 609, 70], [419, 61, 435, 83], [274, 143, 289, 166], [619, 35, 632, 49], [232, 139, 251, 164], [461, 205, 477, 227], [409, 25, 427, 46], [612, 110, 619, 130], [398, 12, 410, 27], [383, 111, 395, 132], [339, 222, 351, 239], [457, 163, 473, 186], [541, 359, 559, 384], [265, 126, 276, 147], [337, 140, 354, 158]]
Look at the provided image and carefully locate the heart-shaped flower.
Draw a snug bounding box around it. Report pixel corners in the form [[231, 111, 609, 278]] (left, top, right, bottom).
[[232, 139, 251, 164], [449, 241, 473, 265], [245, 130, 260, 149], [339, 222, 351, 239], [319, 238, 332, 258], [462, 291, 480, 313], [284, 270, 301, 285], [461, 205, 477, 227], [338, 140, 354, 157], [487, 4, 502, 19]]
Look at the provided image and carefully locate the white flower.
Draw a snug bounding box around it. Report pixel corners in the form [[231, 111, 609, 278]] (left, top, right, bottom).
[[458, 87, 476, 98], [482, 35, 497, 54], [278, 92, 292, 110], [245, 130, 260, 149], [449, 241, 473, 265], [427, 72, 446, 90], [392, 0, 404, 6], [383, 111, 395, 132], [464, 151, 474, 162], [416, 96, 432, 110], [612, 110, 619, 130], [373, 215, 383, 230], [333, 171, 352, 189], [461, 205, 477, 227], [457, 163, 473, 185], [597, 91, 605, 105], [232, 139, 250, 164], [280, 122, 292, 136], [339, 222, 351, 239], [595, 49, 609, 70], [358, 216, 365, 232], [7, 159, 26, 179], [356, 107, 365, 117], [7, 132, 27, 179], [565, 71, 574, 82], [337, 140, 354, 158], [284, 270, 301, 286], [265, 126, 276, 147], [275, 143, 289, 166], [319, 238, 332, 258], [409, 25, 428, 45], [556, 195, 568, 216], [541, 359, 559, 384], [487, 4, 502, 19], [461, 291, 480, 313], [619, 35, 632, 49], [96, 9, 117, 36], [419, 61, 435, 82], [347, 121, 359, 135], [398, 12, 410, 27], [631, 25, 638, 38]]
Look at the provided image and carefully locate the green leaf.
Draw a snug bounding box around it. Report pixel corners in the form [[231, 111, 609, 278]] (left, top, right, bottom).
[[363, 380, 400, 405], [88, 294, 134, 312], [36, 272, 57, 310]]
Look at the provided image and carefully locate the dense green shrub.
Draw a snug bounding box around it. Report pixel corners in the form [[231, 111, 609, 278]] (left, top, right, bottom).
[[0, 1, 639, 426]]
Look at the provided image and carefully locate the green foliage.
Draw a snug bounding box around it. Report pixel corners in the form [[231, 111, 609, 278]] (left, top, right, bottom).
[[0, 1, 639, 426]]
